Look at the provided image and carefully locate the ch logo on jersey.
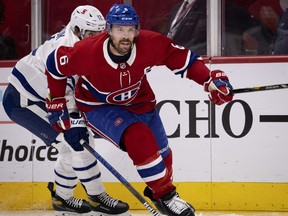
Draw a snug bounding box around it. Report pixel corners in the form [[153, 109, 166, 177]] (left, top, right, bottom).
[[106, 81, 141, 105]]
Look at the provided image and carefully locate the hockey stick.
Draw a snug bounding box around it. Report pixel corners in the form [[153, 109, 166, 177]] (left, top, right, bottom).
[[80, 140, 161, 216], [232, 83, 288, 94]]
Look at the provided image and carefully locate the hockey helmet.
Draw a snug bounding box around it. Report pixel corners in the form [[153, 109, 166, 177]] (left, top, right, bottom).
[[70, 5, 106, 37], [106, 4, 140, 32]]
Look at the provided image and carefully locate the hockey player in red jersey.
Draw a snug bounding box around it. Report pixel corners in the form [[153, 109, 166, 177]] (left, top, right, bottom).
[[45, 4, 233, 216]]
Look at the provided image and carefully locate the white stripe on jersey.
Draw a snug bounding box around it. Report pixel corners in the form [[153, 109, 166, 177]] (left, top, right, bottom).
[[142, 169, 166, 182], [136, 155, 167, 182]]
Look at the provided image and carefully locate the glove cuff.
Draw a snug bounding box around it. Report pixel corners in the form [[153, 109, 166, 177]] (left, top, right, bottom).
[[70, 113, 87, 128], [46, 97, 67, 111]]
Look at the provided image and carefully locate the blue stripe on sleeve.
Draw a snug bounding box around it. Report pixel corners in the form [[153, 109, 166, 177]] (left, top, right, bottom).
[[46, 49, 65, 79], [175, 52, 200, 78]]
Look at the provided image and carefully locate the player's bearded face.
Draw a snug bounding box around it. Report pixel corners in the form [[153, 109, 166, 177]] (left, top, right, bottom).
[[110, 25, 138, 55]]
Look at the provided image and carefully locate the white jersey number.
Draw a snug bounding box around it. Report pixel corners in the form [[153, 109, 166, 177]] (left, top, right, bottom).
[[59, 55, 69, 65]]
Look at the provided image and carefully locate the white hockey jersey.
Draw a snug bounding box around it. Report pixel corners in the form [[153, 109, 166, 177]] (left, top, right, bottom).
[[8, 22, 79, 103]]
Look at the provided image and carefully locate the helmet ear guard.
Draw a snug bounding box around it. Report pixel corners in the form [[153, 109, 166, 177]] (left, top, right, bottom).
[[106, 4, 140, 33]]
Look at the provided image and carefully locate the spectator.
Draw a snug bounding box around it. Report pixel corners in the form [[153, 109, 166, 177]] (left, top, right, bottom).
[[224, 0, 276, 55], [164, 0, 207, 55], [242, 1, 278, 55], [271, 0, 288, 54]]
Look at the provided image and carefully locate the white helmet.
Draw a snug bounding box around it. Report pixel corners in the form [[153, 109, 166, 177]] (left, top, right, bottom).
[[70, 5, 106, 37]]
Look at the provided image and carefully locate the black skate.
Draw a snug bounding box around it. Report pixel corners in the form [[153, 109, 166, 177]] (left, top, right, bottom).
[[48, 182, 92, 216], [143, 186, 166, 214], [159, 189, 195, 216], [88, 192, 130, 216]]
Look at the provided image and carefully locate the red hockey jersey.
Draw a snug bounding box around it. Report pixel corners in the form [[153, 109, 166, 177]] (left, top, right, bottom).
[[46, 30, 210, 114]]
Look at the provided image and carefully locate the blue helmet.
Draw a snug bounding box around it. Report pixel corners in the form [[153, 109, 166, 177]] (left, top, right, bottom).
[[106, 4, 140, 31]]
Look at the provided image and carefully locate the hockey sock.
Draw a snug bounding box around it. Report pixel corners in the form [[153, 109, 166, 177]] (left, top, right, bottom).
[[72, 149, 105, 195], [54, 151, 77, 200], [121, 122, 174, 200]]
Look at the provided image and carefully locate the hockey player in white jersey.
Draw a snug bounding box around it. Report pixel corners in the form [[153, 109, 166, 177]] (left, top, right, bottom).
[[2, 5, 129, 216]]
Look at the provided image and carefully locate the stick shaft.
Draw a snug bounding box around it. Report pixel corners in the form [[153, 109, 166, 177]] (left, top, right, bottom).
[[232, 83, 288, 94], [81, 141, 160, 216]]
